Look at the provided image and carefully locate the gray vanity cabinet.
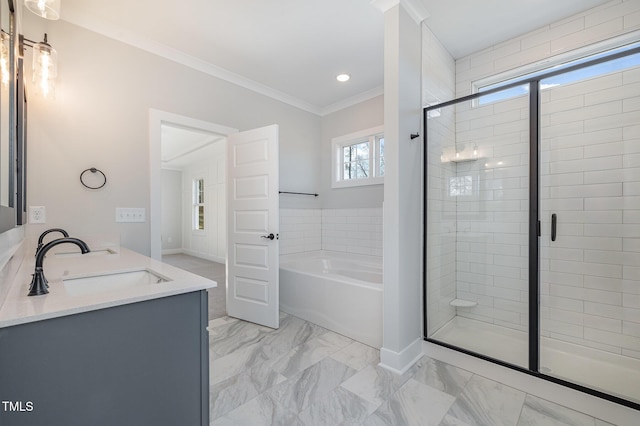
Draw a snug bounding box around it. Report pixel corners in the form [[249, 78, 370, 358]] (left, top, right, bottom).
[[0, 290, 209, 426]]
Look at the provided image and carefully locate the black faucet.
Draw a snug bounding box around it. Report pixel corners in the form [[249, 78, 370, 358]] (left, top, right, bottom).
[[35, 228, 69, 255], [28, 238, 91, 296]]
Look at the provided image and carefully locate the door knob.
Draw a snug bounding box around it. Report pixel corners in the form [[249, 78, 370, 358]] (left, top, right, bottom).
[[261, 233, 275, 240]]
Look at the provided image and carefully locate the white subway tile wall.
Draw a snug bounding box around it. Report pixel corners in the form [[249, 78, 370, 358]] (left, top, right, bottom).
[[445, 0, 640, 356], [279, 208, 383, 257], [279, 209, 322, 255], [425, 113, 457, 335], [450, 94, 530, 333], [321, 208, 383, 256], [539, 65, 640, 359], [422, 24, 456, 107], [423, 24, 458, 336], [456, 0, 640, 99]]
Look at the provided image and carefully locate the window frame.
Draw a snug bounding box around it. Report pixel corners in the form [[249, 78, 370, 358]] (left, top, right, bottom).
[[472, 32, 640, 106], [331, 125, 384, 189], [192, 177, 205, 232]]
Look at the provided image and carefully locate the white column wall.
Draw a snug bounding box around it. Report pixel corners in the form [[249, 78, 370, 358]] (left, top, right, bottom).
[[380, 3, 424, 373]]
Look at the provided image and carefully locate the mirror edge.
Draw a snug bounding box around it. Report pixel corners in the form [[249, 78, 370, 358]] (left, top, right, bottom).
[[0, 0, 20, 234]]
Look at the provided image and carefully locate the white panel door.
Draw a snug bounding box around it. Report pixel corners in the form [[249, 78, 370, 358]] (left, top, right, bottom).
[[227, 125, 279, 329]]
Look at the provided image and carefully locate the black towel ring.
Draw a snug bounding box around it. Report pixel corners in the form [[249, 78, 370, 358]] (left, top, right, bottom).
[[80, 167, 107, 189]]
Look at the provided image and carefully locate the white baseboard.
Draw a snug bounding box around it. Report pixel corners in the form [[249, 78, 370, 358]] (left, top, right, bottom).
[[182, 249, 225, 264], [161, 248, 225, 264], [161, 248, 183, 255], [378, 338, 423, 374]]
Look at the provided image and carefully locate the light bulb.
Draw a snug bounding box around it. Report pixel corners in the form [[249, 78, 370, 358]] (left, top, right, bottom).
[[0, 35, 8, 87], [1, 60, 9, 86], [24, 0, 61, 20], [32, 34, 57, 98], [40, 53, 50, 96]]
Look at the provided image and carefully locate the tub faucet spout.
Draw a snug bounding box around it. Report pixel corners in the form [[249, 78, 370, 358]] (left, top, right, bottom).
[[28, 238, 91, 296]]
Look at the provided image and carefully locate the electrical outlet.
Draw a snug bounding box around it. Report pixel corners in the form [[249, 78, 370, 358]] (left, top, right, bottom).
[[29, 206, 46, 224], [115, 208, 146, 223]]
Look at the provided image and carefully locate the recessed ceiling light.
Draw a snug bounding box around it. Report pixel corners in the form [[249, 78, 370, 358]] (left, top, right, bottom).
[[336, 74, 350, 82]]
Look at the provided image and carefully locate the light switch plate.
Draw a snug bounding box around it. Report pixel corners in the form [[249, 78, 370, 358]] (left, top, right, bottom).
[[116, 208, 146, 223], [29, 206, 46, 224]]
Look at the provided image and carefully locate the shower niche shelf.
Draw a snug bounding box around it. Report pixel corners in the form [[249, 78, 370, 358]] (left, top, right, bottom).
[[448, 157, 478, 163], [450, 299, 478, 308]]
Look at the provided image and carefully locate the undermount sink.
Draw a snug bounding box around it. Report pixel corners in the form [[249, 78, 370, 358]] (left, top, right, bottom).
[[63, 269, 171, 296], [54, 248, 118, 257]]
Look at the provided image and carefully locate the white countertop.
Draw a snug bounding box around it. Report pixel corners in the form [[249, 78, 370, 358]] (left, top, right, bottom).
[[0, 242, 217, 328]]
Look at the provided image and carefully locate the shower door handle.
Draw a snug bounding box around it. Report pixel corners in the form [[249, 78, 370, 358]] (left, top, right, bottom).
[[551, 214, 557, 242]]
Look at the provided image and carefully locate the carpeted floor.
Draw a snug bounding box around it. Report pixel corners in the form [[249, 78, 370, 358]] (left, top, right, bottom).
[[162, 253, 227, 320]]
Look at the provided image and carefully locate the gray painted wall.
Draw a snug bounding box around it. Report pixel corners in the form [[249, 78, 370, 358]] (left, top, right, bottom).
[[319, 95, 384, 209], [22, 14, 321, 255]]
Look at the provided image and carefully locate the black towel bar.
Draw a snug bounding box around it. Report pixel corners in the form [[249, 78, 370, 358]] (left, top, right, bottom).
[[279, 191, 318, 197]]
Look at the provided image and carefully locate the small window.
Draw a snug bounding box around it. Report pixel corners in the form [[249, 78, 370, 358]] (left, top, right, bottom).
[[193, 178, 205, 231], [377, 136, 385, 177], [332, 125, 384, 188], [449, 176, 473, 197], [342, 141, 370, 179]]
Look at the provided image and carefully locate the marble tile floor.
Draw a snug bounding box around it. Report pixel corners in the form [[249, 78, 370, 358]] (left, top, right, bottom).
[[208, 312, 617, 426], [162, 253, 227, 319]]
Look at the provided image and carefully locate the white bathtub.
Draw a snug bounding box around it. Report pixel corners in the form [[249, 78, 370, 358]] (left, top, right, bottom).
[[279, 250, 383, 348]]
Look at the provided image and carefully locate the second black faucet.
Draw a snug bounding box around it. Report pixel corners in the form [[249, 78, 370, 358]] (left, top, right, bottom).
[[28, 237, 91, 296]]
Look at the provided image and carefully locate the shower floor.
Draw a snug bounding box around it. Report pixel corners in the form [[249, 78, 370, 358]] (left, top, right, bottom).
[[431, 316, 640, 405]]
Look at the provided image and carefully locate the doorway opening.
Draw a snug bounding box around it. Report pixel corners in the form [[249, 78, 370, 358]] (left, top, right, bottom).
[[149, 109, 238, 319], [149, 111, 281, 328]]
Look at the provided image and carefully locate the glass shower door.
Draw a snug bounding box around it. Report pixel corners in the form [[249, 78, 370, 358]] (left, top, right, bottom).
[[539, 51, 640, 404], [425, 90, 530, 369]]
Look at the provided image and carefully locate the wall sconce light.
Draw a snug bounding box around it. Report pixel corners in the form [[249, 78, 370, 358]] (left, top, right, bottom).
[[0, 2, 63, 99], [19, 1, 61, 98], [24, 0, 61, 20], [20, 33, 58, 98]]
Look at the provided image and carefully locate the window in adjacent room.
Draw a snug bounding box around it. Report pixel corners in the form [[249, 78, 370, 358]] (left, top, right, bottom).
[[193, 178, 205, 231], [332, 125, 384, 188]]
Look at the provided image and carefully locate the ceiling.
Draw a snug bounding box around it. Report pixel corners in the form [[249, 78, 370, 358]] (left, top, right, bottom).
[[161, 125, 224, 170], [421, 0, 611, 59], [59, 0, 611, 115]]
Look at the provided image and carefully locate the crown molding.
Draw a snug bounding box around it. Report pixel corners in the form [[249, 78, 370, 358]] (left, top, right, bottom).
[[370, 0, 430, 24], [370, 0, 399, 14], [320, 85, 384, 116], [60, 9, 391, 117], [60, 12, 324, 116], [402, 0, 430, 23]]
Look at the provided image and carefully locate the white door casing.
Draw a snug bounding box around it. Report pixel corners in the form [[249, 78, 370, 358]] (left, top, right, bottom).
[[149, 109, 238, 260], [226, 125, 280, 329]]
